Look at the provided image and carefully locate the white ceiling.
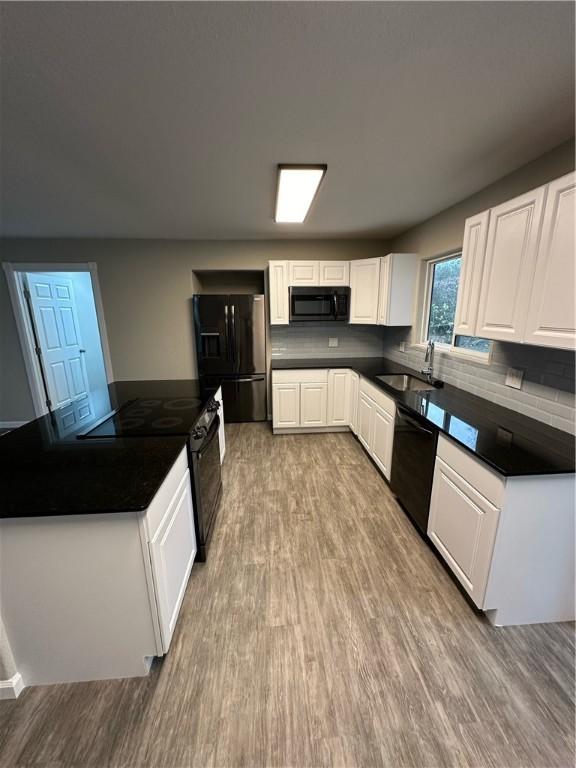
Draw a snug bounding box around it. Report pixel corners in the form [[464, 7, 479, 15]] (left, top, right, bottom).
[[1, 1, 574, 239]]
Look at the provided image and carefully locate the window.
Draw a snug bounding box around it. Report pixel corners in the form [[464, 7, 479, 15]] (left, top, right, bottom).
[[423, 253, 491, 355]]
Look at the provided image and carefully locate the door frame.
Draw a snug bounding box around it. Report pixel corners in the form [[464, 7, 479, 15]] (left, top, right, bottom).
[[3, 262, 115, 418]]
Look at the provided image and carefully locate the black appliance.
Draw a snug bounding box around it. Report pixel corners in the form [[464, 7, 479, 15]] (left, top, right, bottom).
[[390, 404, 438, 535], [289, 286, 350, 322], [79, 395, 222, 561], [193, 294, 267, 422]]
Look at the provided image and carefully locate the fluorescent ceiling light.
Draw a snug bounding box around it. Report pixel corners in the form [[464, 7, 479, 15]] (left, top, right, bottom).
[[275, 164, 327, 223]]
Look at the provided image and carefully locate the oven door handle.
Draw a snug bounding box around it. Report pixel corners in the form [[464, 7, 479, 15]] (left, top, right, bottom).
[[197, 416, 220, 457]]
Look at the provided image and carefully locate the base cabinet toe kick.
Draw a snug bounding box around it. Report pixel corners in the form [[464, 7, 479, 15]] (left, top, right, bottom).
[[272, 368, 575, 627], [0, 446, 196, 694]]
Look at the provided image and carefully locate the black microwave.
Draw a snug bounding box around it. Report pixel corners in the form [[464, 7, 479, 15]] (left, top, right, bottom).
[[289, 286, 350, 322]]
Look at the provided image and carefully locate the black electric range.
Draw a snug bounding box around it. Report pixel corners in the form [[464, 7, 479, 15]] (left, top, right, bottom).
[[79, 392, 222, 562]]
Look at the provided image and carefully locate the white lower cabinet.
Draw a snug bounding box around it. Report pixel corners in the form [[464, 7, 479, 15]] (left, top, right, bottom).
[[348, 371, 359, 435], [148, 469, 196, 652], [0, 447, 197, 690], [428, 453, 500, 607], [371, 405, 394, 480], [357, 378, 396, 480], [357, 392, 374, 452], [327, 369, 350, 426], [300, 382, 328, 426], [272, 383, 300, 427], [272, 369, 338, 431], [428, 435, 575, 626]]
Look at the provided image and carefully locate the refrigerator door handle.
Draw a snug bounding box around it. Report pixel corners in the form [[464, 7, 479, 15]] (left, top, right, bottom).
[[230, 304, 236, 363], [234, 376, 265, 383], [224, 305, 230, 360]]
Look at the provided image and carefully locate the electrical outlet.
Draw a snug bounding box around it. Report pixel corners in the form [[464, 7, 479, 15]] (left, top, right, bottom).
[[328, 337, 338, 348], [505, 367, 524, 389], [399, 341, 406, 352]]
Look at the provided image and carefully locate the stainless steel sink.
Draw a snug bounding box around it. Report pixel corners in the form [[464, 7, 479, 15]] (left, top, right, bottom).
[[376, 374, 437, 392]]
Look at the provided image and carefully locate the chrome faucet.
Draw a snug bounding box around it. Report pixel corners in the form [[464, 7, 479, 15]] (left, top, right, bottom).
[[421, 340, 435, 382]]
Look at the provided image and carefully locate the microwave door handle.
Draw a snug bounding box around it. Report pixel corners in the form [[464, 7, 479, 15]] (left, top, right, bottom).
[[332, 293, 338, 319]]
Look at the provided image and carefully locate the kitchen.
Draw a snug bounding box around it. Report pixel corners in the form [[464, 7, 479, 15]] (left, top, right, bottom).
[[0, 2, 575, 767]]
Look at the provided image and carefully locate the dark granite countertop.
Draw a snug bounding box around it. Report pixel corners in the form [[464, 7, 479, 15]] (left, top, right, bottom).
[[0, 379, 216, 518], [271, 357, 575, 477]]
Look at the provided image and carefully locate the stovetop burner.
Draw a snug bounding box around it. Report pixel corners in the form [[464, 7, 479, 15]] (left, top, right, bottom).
[[80, 395, 213, 438]]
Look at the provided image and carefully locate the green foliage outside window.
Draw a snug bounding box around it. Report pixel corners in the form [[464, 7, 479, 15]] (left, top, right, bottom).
[[427, 255, 490, 354]]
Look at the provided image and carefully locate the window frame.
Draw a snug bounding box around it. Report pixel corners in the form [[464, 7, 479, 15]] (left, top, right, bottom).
[[416, 251, 492, 364]]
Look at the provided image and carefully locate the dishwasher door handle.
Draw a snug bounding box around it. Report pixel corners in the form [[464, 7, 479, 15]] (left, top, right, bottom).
[[398, 410, 435, 436]]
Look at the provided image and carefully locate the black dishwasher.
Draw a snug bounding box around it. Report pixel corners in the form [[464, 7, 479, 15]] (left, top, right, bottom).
[[390, 404, 438, 535]]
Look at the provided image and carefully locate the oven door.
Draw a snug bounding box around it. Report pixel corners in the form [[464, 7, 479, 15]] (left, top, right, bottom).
[[190, 416, 222, 560]]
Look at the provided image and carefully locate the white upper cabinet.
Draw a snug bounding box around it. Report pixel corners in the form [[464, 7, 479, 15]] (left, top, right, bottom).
[[289, 260, 320, 286], [475, 185, 546, 343], [453, 211, 490, 337], [318, 261, 350, 286], [378, 253, 419, 326], [524, 171, 576, 350], [269, 261, 289, 325], [349, 258, 381, 324]]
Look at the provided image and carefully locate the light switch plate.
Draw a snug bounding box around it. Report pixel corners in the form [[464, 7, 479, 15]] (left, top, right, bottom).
[[505, 367, 524, 389], [328, 337, 338, 348]]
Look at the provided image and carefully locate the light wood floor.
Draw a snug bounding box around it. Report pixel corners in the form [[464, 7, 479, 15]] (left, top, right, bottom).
[[0, 423, 574, 768]]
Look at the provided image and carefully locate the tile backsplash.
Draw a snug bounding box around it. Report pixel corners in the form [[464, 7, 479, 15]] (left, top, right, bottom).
[[271, 324, 387, 359], [271, 324, 576, 434], [381, 328, 576, 435]]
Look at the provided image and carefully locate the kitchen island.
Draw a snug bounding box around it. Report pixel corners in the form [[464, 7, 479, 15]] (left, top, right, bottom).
[[0, 380, 219, 696]]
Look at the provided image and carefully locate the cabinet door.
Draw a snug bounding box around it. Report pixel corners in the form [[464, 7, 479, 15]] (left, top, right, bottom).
[[272, 384, 300, 428], [454, 211, 490, 337], [428, 457, 500, 608], [149, 471, 196, 652], [289, 261, 319, 286], [371, 404, 394, 480], [269, 261, 289, 325], [524, 172, 576, 350], [377, 255, 391, 324], [357, 392, 374, 452], [327, 369, 350, 426], [319, 261, 350, 286], [300, 382, 328, 427], [349, 371, 359, 435], [476, 186, 546, 342], [349, 258, 381, 324]]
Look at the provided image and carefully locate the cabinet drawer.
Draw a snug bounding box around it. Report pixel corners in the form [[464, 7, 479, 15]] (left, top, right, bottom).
[[272, 369, 329, 384], [145, 447, 189, 540], [437, 435, 505, 507], [359, 377, 395, 417]]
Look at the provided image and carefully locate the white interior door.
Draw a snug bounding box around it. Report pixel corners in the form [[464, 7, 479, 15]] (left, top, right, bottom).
[[26, 273, 93, 428]]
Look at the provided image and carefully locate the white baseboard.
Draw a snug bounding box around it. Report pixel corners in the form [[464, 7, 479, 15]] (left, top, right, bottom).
[[0, 421, 28, 430], [0, 672, 24, 700]]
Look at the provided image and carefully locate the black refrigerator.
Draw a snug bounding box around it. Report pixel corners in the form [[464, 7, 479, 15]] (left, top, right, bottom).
[[193, 294, 267, 422]]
